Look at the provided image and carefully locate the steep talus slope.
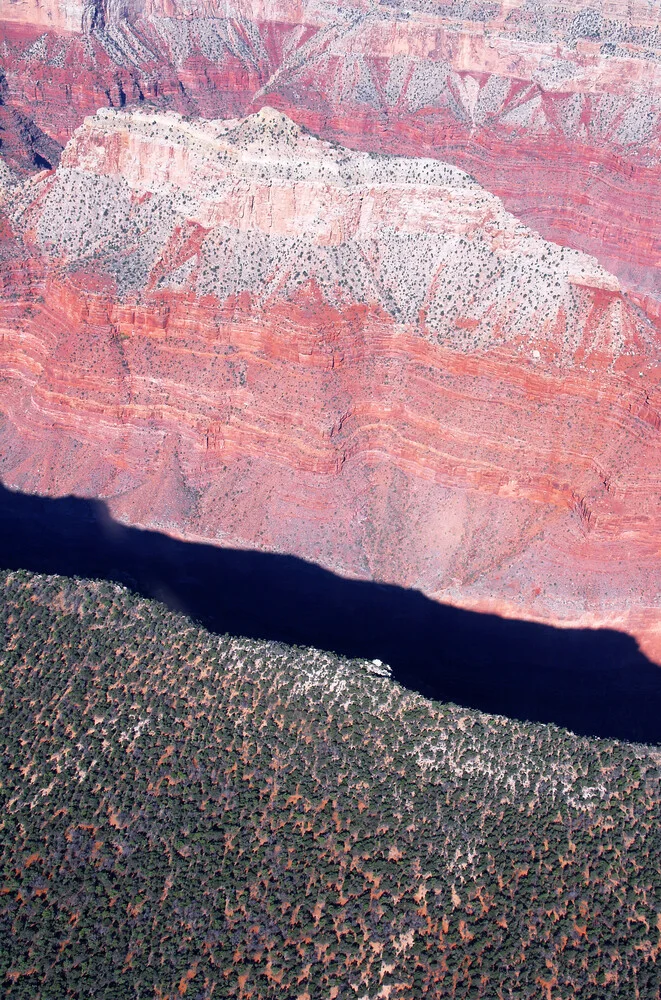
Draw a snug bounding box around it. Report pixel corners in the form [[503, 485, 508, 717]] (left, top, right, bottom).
[[1, 108, 661, 659], [1, 0, 661, 311]]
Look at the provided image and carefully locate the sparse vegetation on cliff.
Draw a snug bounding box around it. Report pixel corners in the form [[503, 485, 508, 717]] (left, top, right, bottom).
[[11, 104, 628, 361], [1, 568, 660, 999]]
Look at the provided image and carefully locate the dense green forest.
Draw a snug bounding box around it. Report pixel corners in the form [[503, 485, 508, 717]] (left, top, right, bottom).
[[1, 568, 660, 999]]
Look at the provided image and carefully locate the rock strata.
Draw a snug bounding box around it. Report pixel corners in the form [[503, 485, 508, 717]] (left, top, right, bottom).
[[1, 107, 661, 662], [1, 0, 661, 311]]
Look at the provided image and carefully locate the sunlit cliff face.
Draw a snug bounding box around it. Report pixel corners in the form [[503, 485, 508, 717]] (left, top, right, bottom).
[[1, 106, 661, 661], [2, 0, 661, 317]]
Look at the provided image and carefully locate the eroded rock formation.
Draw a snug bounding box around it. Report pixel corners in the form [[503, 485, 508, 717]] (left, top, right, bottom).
[[1, 0, 661, 311], [1, 107, 660, 660]]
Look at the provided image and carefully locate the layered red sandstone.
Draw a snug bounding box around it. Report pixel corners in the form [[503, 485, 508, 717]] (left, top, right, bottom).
[[1, 108, 660, 661], [1, 0, 661, 314]]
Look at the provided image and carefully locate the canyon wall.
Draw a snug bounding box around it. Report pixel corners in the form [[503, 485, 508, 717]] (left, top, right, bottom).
[[1, 0, 661, 312], [1, 107, 661, 661], [0, 0, 86, 32]]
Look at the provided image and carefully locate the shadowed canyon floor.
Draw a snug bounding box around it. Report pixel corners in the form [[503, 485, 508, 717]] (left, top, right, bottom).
[[1, 481, 660, 746]]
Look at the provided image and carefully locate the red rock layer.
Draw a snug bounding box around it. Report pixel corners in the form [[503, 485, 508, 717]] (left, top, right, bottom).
[[1, 1, 661, 311], [1, 141, 661, 663]]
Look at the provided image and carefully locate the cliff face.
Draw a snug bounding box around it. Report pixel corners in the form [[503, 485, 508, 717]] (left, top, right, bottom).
[[0, 0, 86, 32], [1, 0, 661, 314], [1, 107, 661, 660]]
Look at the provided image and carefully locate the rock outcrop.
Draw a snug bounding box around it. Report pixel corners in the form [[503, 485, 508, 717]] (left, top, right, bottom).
[[1, 107, 661, 661], [1, 0, 661, 312]]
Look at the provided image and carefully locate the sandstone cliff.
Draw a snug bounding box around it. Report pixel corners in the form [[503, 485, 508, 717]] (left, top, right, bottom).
[[1, 0, 661, 314], [1, 108, 661, 661]]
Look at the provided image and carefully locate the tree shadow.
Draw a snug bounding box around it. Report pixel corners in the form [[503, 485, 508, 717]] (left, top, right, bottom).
[[1, 481, 659, 745]]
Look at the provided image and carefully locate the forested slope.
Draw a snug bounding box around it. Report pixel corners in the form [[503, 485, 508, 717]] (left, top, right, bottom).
[[1, 569, 660, 999]]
